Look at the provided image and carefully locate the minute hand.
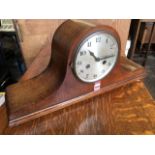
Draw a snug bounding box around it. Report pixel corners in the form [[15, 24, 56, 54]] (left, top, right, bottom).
[[99, 54, 115, 60]]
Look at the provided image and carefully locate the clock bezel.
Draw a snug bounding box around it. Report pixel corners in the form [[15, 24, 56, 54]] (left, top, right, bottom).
[[72, 27, 121, 83]]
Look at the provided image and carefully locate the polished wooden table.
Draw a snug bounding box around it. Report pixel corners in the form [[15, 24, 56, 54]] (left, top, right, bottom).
[[1, 80, 155, 135]]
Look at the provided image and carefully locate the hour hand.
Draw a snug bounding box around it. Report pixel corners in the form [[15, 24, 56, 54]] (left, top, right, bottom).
[[88, 50, 100, 61]]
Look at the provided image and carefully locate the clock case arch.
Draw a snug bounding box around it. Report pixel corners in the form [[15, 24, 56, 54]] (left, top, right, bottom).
[[52, 20, 121, 83]]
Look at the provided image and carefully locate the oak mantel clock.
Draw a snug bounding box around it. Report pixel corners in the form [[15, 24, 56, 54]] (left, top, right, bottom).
[[6, 20, 146, 127]]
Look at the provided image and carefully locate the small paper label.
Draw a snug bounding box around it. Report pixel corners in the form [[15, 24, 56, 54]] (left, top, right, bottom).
[[94, 81, 101, 92], [0, 93, 5, 107]]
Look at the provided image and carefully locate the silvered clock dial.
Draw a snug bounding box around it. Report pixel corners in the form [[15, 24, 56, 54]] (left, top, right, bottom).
[[73, 31, 119, 83]]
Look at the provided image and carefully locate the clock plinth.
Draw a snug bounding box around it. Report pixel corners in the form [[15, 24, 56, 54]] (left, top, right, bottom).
[[5, 20, 146, 127]]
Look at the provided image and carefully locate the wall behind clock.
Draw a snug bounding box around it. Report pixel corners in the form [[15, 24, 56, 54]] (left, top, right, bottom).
[[16, 19, 131, 70]]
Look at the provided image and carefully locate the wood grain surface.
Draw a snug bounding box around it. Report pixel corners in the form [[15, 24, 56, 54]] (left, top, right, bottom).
[[4, 81, 155, 135], [0, 104, 8, 134]]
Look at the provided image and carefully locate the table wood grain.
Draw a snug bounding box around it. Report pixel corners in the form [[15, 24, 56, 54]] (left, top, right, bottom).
[[4, 81, 155, 135]]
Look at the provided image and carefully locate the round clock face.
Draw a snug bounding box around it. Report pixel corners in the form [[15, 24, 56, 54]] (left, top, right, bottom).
[[74, 31, 119, 83]]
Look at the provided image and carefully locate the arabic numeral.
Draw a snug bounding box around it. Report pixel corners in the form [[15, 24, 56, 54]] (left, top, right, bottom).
[[80, 51, 86, 56], [85, 74, 89, 79], [96, 37, 101, 42], [110, 42, 115, 49], [93, 74, 97, 78], [87, 42, 91, 47], [108, 62, 111, 66], [77, 61, 82, 65], [80, 69, 84, 73], [101, 69, 105, 73], [106, 38, 109, 44]]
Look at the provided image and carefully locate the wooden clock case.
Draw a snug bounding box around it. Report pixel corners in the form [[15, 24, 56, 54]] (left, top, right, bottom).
[[5, 20, 146, 127]]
